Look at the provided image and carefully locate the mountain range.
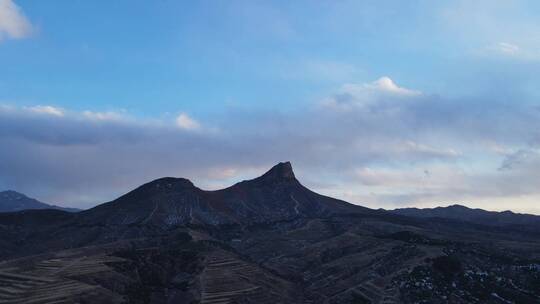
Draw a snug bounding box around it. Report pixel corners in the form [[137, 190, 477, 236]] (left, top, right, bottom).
[[392, 204, 540, 230], [0, 190, 80, 213], [0, 162, 538, 304]]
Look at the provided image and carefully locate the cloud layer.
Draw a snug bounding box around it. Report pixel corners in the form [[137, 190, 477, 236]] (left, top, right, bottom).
[[1, 77, 539, 213]]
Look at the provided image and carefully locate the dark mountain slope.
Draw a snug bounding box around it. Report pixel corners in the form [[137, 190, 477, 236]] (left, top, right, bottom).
[[0, 190, 80, 212], [78, 162, 373, 227]]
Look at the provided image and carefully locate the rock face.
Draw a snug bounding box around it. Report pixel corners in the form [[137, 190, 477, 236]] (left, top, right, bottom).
[[0, 190, 79, 213], [79, 162, 371, 227], [0, 162, 538, 304]]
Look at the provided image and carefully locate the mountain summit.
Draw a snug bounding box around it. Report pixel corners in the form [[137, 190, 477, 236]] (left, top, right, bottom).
[[256, 161, 296, 182]]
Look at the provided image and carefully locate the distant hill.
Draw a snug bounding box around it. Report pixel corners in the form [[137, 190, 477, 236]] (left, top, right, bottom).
[[0, 190, 80, 213], [391, 204, 540, 229]]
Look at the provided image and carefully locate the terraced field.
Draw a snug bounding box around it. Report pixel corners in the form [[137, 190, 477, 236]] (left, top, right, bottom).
[[0, 250, 125, 304], [200, 250, 299, 304]]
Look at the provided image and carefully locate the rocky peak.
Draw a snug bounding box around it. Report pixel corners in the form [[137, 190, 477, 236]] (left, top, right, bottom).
[[257, 162, 296, 183]]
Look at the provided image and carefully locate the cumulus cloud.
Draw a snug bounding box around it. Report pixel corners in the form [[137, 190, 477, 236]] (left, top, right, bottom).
[[175, 113, 200, 130], [0, 0, 33, 41], [367, 77, 422, 96], [322, 76, 421, 110]]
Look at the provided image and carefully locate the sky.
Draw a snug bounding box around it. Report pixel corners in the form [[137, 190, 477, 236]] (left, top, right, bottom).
[[1, 0, 540, 214]]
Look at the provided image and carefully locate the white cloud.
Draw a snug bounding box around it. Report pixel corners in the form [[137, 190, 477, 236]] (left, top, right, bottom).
[[175, 113, 200, 130], [0, 0, 33, 41], [322, 76, 422, 110], [480, 42, 540, 61], [340, 76, 422, 98], [366, 77, 422, 96], [26, 105, 64, 117]]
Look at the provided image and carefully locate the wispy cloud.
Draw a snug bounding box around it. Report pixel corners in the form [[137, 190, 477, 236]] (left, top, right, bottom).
[[26, 105, 64, 117], [82, 110, 126, 122], [0, 0, 33, 41], [494, 42, 520, 55]]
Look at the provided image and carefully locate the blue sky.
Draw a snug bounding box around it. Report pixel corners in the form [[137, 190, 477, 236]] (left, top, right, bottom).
[[1, 0, 540, 213]]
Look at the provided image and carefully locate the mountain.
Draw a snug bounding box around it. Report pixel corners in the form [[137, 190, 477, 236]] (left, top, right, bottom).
[[391, 204, 540, 230], [79, 161, 372, 227], [0, 163, 538, 304], [0, 190, 80, 213]]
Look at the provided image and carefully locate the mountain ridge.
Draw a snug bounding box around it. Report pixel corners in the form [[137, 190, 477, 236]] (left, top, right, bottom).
[[78, 161, 373, 227], [391, 204, 540, 228]]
